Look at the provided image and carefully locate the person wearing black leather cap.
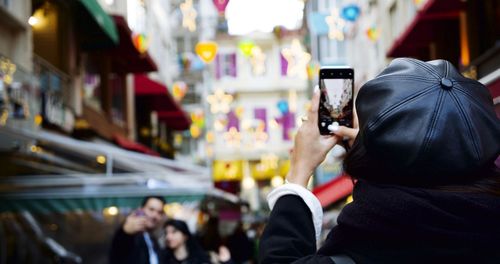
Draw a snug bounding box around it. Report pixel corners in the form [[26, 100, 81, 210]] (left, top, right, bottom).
[[259, 58, 500, 264]]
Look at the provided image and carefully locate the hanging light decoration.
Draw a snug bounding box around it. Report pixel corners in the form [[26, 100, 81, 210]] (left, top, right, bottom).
[[207, 88, 233, 114], [223, 127, 241, 147], [172, 81, 188, 101], [366, 26, 380, 42], [234, 106, 245, 119], [213, 0, 230, 14], [181, 0, 197, 32], [250, 46, 266, 76], [195, 41, 218, 64], [326, 8, 346, 41], [341, 4, 361, 22], [190, 123, 201, 138], [307, 60, 321, 81], [0, 57, 17, 85], [238, 40, 255, 57], [132, 33, 149, 53], [277, 100, 289, 115], [281, 39, 311, 79]]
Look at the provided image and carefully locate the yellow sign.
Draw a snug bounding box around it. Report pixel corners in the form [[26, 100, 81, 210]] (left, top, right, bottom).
[[213, 160, 243, 181]]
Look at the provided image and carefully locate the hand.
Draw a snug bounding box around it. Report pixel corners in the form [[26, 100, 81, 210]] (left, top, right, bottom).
[[123, 214, 147, 235], [218, 246, 231, 262], [331, 103, 359, 147], [287, 88, 339, 188]]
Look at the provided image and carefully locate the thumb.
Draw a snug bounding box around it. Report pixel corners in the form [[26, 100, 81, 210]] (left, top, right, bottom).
[[332, 126, 358, 141]]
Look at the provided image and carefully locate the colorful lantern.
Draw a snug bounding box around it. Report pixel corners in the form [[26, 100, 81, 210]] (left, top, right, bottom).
[[190, 124, 201, 138], [195, 41, 218, 63], [132, 33, 148, 53], [307, 61, 321, 81], [277, 100, 289, 115], [366, 26, 380, 42], [190, 110, 205, 128], [172, 81, 188, 101], [341, 4, 361, 22], [235, 106, 245, 119], [213, 0, 230, 14], [238, 40, 255, 57]]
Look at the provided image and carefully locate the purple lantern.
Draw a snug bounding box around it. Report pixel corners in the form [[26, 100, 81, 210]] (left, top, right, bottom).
[[213, 0, 230, 14]]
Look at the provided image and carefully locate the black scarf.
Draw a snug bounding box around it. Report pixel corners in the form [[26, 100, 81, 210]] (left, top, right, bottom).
[[318, 180, 500, 264]]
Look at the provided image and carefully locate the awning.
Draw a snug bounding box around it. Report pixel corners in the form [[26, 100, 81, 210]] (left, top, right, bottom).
[[74, 0, 119, 50], [113, 134, 160, 157], [312, 174, 354, 208], [109, 16, 157, 74], [0, 126, 241, 213], [386, 0, 465, 58], [134, 75, 191, 130]]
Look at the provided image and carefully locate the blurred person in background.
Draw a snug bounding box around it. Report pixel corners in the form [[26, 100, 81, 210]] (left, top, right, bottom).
[[259, 58, 500, 263], [109, 196, 166, 264], [225, 221, 253, 264], [163, 219, 233, 264]]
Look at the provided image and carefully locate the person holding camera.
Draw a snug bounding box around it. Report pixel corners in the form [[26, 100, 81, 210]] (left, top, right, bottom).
[[259, 58, 500, 263], [109, 196, 166, 264]]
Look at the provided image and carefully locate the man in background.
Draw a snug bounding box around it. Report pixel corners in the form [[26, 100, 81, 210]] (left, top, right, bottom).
[[109, 196, 166, 264]]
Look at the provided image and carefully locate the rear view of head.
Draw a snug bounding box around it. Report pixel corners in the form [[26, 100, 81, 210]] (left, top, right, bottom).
[[345, 58, 500, 186]]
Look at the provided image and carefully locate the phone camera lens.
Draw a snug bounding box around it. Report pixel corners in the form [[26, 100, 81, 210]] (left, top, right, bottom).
[[340, 72, 343, 75]]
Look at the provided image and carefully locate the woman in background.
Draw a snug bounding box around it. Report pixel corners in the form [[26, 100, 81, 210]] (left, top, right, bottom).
[[164, 219, 232, 264]]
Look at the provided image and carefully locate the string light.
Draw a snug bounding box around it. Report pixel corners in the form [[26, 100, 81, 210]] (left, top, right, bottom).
[[326, 8, 346, 41], [207, 88, 233, 114]]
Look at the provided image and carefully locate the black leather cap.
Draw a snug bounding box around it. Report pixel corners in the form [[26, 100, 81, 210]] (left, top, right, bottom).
[[354, 58, 500, 184]]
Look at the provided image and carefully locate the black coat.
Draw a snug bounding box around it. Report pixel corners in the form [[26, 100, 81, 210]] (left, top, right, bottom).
[[259, 181, 500, 264], [109, 227, 163, 264]]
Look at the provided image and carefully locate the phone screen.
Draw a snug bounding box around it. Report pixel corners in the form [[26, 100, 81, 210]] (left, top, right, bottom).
[[318, 69, 353, 135]]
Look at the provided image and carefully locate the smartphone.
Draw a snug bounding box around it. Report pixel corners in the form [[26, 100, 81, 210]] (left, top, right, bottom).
[[318, 66, 354, 135], [134, 209, 145, 217]]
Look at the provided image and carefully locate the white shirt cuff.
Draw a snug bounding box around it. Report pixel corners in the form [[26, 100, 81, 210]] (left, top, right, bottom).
[[267, 183, 323, 241]]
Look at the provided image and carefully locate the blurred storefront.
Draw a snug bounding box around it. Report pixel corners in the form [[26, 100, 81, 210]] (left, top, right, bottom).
[[0, 125, 240, 263], [384, 0, 499, 114]]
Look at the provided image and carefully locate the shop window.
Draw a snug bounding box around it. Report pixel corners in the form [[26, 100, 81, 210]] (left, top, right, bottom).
[[215, 53, 237, 79], [83, 74, 101, 111], [110, 74, 125, 126]]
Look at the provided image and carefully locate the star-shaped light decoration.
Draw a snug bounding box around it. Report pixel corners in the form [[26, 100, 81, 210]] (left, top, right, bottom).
[[180, 0, 197, 32], [0, 58, 17, 85], [207, 88, 233, 114], [326, 8, 346, 41], [261, 153, 279, 170], [223, 127, 241, 147], [281, 39, 311, 80], [252, 127, 269, 147], [250, 46, 266, 76]]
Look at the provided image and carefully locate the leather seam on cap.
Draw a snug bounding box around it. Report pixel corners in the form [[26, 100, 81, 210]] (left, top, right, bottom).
[[374, 75, 437, 83], [406, 58, 442, 80], [420, 89, 445, 158], [448, 91, 481, 161], [454, 86, 495, 117], [367, 83, 438, 131]]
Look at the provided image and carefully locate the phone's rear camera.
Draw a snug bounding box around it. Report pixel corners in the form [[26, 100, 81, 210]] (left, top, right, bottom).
[[340, 72, 343, 75]]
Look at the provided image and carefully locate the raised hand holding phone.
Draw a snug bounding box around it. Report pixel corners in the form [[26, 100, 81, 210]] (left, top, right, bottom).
[[286, 89, 339, 188], [123, 209, 147, 235]]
